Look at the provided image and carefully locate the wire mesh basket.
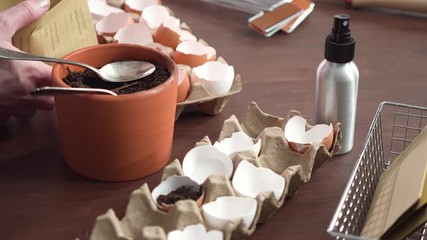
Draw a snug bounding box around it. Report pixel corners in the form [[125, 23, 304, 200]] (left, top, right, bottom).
[[327, 101, 427, 239]]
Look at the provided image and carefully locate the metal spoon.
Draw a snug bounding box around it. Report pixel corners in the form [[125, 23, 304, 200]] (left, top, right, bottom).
[[31, 86, 118, 96], [0, 47, 156, 82]]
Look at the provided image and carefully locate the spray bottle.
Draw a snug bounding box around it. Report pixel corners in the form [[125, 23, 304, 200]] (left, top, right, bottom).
[[315, 14, 359, 155]]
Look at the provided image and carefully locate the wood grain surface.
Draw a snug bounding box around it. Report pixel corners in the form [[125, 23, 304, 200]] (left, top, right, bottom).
[[1, 0, 427, 239]]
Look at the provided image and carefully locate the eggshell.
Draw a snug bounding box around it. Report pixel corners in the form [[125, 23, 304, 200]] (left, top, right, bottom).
[[95, 12, 134, 37], [182, 145, 233, 184], [124, 0, 160, 14], [213, 131, 261, 158], [284, 115, 334, 153], [88, 0, 124, 21], [174, 41, 216, 67], [154, 17, 197, 49], [202, 196, 257, 230], [154, 24, 180, 49], [151, 175, 204, 212], [113, 23, 153, 45], [191, 61, 234, 96], [146, 42, 174, 58], [140, 5, 171, 30], [105, 0, 123, 9], [232, 160, 285, 200], [167, 223, 223, 240], [176, 66, 191, 102]]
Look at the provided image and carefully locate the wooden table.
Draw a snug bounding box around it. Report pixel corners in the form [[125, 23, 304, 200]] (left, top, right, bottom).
[[1, 0, 427, 239]]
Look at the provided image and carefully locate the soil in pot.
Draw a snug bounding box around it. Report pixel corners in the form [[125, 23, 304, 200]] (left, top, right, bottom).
[[63, 62, 170, 95]]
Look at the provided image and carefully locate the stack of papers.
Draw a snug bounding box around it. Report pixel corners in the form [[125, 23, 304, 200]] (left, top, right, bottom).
[[199, 0, 288, 14], [200, 0, 314, 36], [248, 0, 314, 36]]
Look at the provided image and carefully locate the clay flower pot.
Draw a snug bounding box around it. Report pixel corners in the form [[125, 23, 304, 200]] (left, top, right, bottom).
[[51, 43, 178, 181]]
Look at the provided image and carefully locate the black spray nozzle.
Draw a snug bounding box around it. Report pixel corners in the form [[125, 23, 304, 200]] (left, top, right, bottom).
[[324, 13, 355, 63], [331, 14, 351, 43]]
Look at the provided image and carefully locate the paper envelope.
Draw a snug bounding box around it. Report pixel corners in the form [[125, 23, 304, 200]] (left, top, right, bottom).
[[0, 0, 98, 58]]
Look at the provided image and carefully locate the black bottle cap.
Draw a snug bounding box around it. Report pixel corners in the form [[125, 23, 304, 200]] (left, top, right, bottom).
[[324, 14, 356, 63]]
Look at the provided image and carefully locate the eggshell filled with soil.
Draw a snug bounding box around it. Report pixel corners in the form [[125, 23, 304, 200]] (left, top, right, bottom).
[[152, 175, 204, 212]]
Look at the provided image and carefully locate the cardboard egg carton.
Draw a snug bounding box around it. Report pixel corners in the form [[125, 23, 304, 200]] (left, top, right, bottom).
[[175, 56, 242, 119], [89, 102, 342, 240]]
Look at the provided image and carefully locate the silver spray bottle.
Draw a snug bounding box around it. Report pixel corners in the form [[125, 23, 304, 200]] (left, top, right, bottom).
[[315, 14, 359, 155]]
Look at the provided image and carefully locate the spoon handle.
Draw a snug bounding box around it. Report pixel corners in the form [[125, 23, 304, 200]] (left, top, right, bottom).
[[0, 47, 97, 72], [31, 87, 118, 96]]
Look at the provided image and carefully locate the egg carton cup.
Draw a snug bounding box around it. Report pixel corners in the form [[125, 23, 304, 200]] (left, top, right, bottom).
[[90, 102, 341, 240], [241, 102, 342, 174], [176, 76, 242, 119]]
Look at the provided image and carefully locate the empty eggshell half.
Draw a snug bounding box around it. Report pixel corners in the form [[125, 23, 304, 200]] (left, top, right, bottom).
[[88, 0, 125, 21], [232, 160, 285, 201], [213, 131, 261, 158], [174, 41, 217, 68], [191, 61, 234, 96], [95, 12, 134, 37], [140, 5, 171, 30], [151, 175, 204, 212], [182, 145, 233, 184], [124, 0, 160, 14], [284, 115, 334, 153], [113, 23, 153, 45], [176, 65, 191, 102], [167, 223, 223, 240], [154, 17, 197, 49], [202, 196, 257, 230]]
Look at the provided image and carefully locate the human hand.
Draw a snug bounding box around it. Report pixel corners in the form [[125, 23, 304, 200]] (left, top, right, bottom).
[[0, 0, 53, 122]]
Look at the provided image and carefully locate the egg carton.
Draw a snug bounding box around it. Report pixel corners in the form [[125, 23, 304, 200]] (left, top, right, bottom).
[[89, 102, 342, 240]]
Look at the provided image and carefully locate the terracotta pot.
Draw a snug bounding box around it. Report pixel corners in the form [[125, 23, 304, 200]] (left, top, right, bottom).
[[51, 43, 178, 181]]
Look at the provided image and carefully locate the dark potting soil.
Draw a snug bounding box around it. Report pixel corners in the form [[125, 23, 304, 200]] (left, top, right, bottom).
[[157, 185, 204, 206], [63, 63, 170, 95]]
